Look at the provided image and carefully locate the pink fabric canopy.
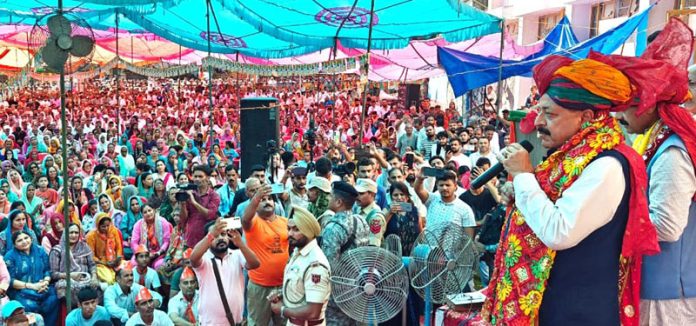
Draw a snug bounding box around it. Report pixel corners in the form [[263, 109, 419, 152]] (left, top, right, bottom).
[[0, 23, 545, 81]]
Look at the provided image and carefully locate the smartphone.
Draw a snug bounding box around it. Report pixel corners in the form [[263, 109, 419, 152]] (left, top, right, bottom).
[[422, 167, 445, 178], [397, 202, 413, 213], [223, 217, 242, 230], [270, 183, 286, 195], [405, 153, 414, 169]]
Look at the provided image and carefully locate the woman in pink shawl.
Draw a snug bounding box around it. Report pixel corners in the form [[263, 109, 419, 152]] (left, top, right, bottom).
[[99, 156, 114, 168], [130, 202, 172, 269], [77, 159, 94, 179]]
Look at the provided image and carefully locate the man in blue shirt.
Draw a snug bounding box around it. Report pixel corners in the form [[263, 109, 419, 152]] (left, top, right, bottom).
[[104, 264, 163, 326], [66, 287, 111, 326], [216, 165, 239, 216]]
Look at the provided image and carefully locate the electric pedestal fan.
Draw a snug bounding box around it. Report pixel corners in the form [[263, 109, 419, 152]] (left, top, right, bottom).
[[28, 5, 96, 311], [409, 223, 478, 326], [384, 233, 403, 257], [330, 246, 410, 325], [29, 11, 96, 74]]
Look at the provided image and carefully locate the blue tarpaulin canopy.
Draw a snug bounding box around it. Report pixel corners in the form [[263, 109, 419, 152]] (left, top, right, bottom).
[[120, 1, 324, 58], [224, 0, 501, 49], [0, 0, 502, 58], [439, 6, 652, 97]]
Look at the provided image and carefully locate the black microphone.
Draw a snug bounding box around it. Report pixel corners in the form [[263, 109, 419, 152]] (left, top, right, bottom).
[[469, 140, 534, 189]]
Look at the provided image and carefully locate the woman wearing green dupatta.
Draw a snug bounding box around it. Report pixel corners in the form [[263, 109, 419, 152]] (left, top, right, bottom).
[[20, 183, 44, 235]]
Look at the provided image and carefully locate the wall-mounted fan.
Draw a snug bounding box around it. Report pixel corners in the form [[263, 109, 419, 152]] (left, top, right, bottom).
[[29, 12, 95, 74]]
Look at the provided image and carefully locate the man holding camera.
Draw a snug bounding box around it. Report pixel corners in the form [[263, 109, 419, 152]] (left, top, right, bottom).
[[180, 166, 221, 248]]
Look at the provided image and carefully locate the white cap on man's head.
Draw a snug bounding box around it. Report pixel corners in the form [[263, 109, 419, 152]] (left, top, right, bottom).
[[354, 178, 377, 193]]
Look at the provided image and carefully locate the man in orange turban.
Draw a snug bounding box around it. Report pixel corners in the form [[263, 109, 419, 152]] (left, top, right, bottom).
[[481, 29, 660, 326]]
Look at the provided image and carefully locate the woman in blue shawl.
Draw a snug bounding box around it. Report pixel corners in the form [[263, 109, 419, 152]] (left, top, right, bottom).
[[0, 179, 19, 203], [206, 154, 219, 171], [121, 195, 144, 259], [185, 139, 200, 157], [20, 183, 43, 231], [22, 161, 40, 183], [0, 210, 38, 256], [5, 229, 59, 326], [25, 136, 48, 154], [165, 149, 183, 175], [40, 155, 56, 175], [136, 173, 154, 198]]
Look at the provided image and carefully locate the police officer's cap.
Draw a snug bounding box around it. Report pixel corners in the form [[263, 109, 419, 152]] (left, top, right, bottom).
[[332, 181, 358, 198]]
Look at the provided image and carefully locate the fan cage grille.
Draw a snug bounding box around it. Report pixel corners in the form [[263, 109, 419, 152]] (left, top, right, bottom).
[[330, 246, 409, 324], [29, 12, 95, 74]]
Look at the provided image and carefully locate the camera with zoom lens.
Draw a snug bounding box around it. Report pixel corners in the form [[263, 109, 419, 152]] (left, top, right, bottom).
[[266, 140, 277, 153], [175, 184, 198, 202], [332, 162, 356, 177]]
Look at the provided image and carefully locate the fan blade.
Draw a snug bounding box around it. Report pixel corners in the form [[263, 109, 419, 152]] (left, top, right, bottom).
[[41, 43, 69, 72], [70, 36, 94, 57], [47, 14, 72, 36]]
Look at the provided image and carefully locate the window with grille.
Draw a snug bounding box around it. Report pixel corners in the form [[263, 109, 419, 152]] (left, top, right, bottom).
[[538, 12, 563, 40], [676, 0, 696, 9], [470, 0, 489, 11], [617, 0, 637, 17], [590, 0, 639, 36], [590, 3, 603, 37]]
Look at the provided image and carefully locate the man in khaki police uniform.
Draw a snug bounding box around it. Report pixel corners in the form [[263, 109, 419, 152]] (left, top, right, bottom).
[[270, 205, 331, 326], [354, 178, 386, 247]]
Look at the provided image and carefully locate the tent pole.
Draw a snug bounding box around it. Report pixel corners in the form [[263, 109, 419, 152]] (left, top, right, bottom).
[[465, 90, 471, 126], [331, 38, 338, 134], [206, 0, 215, 153], [25, 32, 33, 93], [495, 19, 504, 130], [358, 0, 376, 148], [178, 45, 182, 111], [57, 0, 72, 311], [115, 10, 121, 135], [235, 52, 240, 115], [69, 60, 73, 90]]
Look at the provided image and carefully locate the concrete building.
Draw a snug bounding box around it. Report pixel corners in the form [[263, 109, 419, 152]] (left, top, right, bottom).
[[458, 0, 688, 110]]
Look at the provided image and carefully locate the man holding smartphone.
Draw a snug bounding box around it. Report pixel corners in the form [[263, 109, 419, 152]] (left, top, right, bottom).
[[459, 158, 500, 225], [242, 185, 289, 326], [414, 169, 476, 238]]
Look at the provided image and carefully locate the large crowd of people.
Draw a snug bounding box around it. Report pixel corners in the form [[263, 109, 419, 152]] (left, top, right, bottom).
[[0, 66, 514, 326], [0, 18, 695, 326]]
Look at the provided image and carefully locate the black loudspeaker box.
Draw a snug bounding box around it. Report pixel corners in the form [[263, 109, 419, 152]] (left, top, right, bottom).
[[240, 97, 279, 180]]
